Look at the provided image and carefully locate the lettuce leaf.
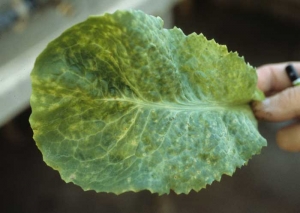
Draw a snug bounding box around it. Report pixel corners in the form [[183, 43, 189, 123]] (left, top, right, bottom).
[[29, 10, 266, 195]]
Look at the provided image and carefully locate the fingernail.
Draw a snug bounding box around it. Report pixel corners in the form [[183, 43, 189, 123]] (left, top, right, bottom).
[[252, 100, 263, 112], [251, 101, 262, 119], [255, 99, 271, 110], [251, 99, 271, 120]]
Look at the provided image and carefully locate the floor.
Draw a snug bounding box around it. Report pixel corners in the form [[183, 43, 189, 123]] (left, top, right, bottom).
[[1, 1, 300, 212]]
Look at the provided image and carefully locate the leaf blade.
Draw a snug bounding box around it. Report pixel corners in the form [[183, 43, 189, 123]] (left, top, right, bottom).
[[30, 9, 266, 195]]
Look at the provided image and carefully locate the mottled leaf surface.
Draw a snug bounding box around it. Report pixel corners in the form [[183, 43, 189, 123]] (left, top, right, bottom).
[[30, 10, 266, 195]]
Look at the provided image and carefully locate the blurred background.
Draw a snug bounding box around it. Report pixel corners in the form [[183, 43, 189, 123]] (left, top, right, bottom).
[[1, 0, 300, 212]]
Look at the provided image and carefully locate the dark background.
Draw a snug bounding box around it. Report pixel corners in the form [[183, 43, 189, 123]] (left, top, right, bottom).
[[1, 0, 300, 212]]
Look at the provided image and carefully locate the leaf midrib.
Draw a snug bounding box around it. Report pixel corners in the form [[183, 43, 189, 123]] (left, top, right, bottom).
[[99, 97, 248, 111]]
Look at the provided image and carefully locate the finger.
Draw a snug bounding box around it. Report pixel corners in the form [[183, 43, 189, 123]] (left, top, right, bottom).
[[277, 123, 300, 152], [252, 86, 300, 122], [256, 62, 300, 95]]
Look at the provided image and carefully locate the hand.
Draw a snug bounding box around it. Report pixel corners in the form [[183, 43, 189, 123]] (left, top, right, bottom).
[[252, 62, 300, 152]]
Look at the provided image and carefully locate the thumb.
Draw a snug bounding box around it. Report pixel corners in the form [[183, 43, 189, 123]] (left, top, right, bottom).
[[252, 86, 300, 122], [277, 123, 300, 152]]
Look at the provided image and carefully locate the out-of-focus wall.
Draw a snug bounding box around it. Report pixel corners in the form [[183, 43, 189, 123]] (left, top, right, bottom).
[[212, 0, 300, 24]]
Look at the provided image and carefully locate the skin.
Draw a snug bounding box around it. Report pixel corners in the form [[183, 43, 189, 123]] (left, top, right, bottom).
[[252, 62, 300, 152]]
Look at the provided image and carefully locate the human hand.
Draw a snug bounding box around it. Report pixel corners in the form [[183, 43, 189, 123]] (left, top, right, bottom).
[[252, 62, 300, 152]]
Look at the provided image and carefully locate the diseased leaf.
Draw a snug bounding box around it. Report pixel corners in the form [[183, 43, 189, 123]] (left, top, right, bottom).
[[30, 9, 267, 195]]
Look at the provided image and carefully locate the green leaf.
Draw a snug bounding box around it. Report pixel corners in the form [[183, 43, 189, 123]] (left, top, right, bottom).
[[30, 9, 266, 195]]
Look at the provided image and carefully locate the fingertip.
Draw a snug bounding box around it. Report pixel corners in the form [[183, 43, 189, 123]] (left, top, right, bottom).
[[251, 98, 273, 121], [252, 87, 300, 122], [277, 123, 300, 152], [256, 65, 272, 93], [255, 62, 300, 95]]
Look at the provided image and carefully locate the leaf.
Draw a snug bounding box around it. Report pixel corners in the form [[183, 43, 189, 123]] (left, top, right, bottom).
[[29, 9, 267, 195]]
